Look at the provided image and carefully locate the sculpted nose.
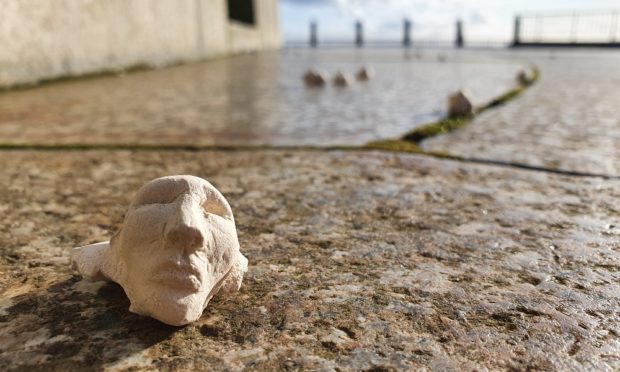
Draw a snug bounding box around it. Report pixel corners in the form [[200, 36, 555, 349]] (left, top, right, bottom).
[[165, 223, 204, 252], [165, 204, 205, 252]]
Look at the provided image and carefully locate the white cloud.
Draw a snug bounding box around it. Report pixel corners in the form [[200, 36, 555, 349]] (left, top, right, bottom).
[[290, 0, 509, 41]]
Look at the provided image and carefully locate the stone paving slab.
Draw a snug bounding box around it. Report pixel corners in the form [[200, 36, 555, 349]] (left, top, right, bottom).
[[1, 150, 619, 371], [0, 50, 521, 146], [423, 53, 620, 177]]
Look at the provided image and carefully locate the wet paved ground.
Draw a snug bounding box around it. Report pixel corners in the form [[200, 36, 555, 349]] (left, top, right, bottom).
[[0, 49, 521, 146], [1, 49, 620, 371], [424, 50, 620, 177], [1, 150, 619, 371]]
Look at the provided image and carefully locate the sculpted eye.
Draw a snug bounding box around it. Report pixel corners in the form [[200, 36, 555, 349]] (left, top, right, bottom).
[[202, 192, 234, 220]]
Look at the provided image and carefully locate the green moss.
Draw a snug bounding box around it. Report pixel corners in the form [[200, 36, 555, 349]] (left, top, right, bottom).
[[480, 86, 525, 111], [401, 116, 472, 143], [364, 139, 422, 153], [480, 66, 539, 112], [394, 65, 540, 145]]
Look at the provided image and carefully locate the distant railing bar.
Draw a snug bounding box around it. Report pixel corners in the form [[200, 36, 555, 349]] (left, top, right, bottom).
[[513, 9, 620, 47], [518, 9, 620, 18]]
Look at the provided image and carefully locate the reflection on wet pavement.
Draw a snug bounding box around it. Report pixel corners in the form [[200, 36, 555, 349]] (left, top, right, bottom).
[[0, 49, 522, 146], [424, 50, 620, 176]]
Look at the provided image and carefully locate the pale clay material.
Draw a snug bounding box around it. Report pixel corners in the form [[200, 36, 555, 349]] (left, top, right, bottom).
[[447, 90, 473, 118], [71, 175, 248, 326], [303, 69, 328, 87], [355, 66, 374, 81], [517, 70, 532, 86], [333, 71, 353, 87]]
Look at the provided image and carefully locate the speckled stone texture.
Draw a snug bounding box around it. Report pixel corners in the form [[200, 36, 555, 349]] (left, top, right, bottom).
[[424, 53, 620, 177], [1, 150, 619, 371]]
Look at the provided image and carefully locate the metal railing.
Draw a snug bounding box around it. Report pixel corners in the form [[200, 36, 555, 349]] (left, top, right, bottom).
[[513, 10, 620, 47]]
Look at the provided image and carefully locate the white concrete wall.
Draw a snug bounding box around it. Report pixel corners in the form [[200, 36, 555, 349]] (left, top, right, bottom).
[[0, 0, 280, 88], [257, 0, 281, 49], [199, 0, 230, 57], [227, 0, 281, 54]]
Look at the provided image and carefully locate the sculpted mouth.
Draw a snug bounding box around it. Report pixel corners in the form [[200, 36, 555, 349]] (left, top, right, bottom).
[[151, 261, 202, 291]]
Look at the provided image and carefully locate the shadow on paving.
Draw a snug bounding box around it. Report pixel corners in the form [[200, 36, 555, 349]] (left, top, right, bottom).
[[1, 277, 177, 369]]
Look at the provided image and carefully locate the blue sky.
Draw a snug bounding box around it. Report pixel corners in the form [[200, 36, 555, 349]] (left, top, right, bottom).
[[280, 0, 620, 43]]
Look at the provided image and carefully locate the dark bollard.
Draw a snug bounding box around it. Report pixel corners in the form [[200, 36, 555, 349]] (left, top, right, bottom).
[[355, 20, 364, 47], [403, 19, 412, 47], [455, 19, 464, 48], [513, 16, 521, 46], [310, 21, 318, 48]]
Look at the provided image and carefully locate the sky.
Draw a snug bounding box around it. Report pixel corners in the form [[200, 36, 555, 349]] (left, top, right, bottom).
[[280, 0, 620, 43]]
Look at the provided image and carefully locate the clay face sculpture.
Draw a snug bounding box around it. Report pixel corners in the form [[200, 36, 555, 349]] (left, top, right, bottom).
[[516, 70, 532, 86], [333, 71, 353, 87], [71, 175, 248, 326], [303, 69, 328, 87], [447, 90, 473, 118], [356, 66, 374, 81]]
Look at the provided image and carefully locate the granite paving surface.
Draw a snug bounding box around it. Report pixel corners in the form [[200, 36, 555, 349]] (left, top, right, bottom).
[[423, 52, 620, 177], [1, 150, 619, 371]]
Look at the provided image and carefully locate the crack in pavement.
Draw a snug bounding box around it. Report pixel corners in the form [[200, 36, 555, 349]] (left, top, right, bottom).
[[1, 144, 618, 180], [447, 155, 620, 180]]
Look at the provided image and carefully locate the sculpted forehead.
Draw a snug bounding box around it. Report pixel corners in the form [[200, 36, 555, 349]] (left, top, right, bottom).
[[131, 175, 211, 206]]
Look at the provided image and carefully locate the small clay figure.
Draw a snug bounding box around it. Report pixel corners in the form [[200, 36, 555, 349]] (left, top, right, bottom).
[[516, 70, 532, 85], [333, 71, 353, 87], [303, 69, 328, 87], [447, 91, 473, 118], [356, 66, 374, 81], [71, 175, 248, 326]]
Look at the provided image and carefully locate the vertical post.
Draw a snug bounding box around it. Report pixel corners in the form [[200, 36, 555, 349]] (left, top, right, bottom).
[[310, 21, 318, 48], [355, 20, 364, 47], [610, 11, 618, 43], [535, 15, 542, 42], [513, 15, 521, 46], [455, 19, 464, 48], [570, 13, 579, 43], [403, 18, 412, 47]]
